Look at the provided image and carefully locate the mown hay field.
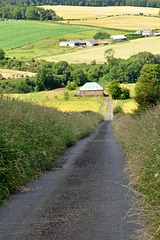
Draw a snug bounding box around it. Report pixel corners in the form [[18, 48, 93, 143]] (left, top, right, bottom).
[[42, 6, 159, 20], [9, 89, 108, 118], [0, 21, 88, 50], [44, 36, 160, 64], [69, 15, 160, 30], [0, 69, 36, 79]]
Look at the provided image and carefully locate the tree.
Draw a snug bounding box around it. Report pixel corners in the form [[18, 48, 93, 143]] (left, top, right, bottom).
[[93, 32, 110, 39], [108, 80, 122, 99], [66, 81, 77, 90], [104, 48, 115, 64], [71, 69, 87, 86], [35, 67, 60, 91], [54, 61, 69, 75], [0, 49, 5, 60], [135, 64, 160, 108]]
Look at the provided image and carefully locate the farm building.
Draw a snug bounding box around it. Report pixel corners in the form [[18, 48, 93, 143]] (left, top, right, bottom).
[[110, 35, 127, 42], [79, 82, 104, 96], [59, 40, 100, 47], [135, 29, 155, 36]]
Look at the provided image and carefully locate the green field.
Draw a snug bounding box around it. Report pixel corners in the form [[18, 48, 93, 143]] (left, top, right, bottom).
[[0, 21, 89, 50], [43, 36, 160, 63], [6, 26, 131, 60]]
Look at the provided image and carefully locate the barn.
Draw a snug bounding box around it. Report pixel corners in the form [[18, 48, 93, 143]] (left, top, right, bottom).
[[110, 35, 127, 42], [79, 82, 104, 96]]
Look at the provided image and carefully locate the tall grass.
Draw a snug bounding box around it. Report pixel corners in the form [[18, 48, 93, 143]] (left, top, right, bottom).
[[113, 104, 160, 239], [0, 96, 104, 204]]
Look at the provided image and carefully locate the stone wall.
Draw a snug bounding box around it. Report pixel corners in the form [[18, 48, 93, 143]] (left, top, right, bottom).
[[80, 90, 103, 96]]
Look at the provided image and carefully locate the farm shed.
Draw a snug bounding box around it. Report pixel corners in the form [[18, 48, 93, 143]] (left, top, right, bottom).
[[79, 82, 104, 96], [59, 40, 100, 47], [110, 35, 127, 42]]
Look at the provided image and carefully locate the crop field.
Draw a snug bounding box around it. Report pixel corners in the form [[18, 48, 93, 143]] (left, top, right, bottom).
[[0, 68, 36, 79], [9, 89, 108, 118], [6, 27, 132, 60], [69, 15, 160, 30], [44, 36, 160, 63], [0, 21, 89, 50], [43, 6, 159, 20]]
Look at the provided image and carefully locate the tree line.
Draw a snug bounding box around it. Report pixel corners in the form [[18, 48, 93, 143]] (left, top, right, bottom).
[[0, 48, 160, 108], [0, 0, 160, 8], [0, 4, 63, 20]]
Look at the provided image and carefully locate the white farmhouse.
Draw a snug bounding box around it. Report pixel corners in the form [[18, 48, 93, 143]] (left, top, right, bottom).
[[79, 82, 104, 96]]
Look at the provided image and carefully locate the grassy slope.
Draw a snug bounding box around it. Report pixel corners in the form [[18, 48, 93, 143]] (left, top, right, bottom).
[[43, 36, 160, 64], [113, 105, 160, 240], [0, 21, 88, 50], [5, 24, 132, 60], [0, 96, 104, 204]]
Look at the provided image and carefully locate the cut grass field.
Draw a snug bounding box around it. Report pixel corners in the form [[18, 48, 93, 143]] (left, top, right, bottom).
[[69, 15, 160, 30], [43, 36, 160, 63], [43, 6, 159, 20], [0, 69, 36, 79], [8, 89, 108, 118]]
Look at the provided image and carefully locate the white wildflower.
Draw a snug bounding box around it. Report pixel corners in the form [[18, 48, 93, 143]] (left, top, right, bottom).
[[155, 173, 159, 178]]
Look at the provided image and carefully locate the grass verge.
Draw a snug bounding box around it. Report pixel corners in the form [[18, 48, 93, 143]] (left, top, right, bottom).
[[113, 104, 160, 239], [0, 96, 104, 204]]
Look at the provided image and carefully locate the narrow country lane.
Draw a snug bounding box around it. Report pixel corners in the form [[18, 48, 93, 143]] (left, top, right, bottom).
[[0, 98, 140, 240]]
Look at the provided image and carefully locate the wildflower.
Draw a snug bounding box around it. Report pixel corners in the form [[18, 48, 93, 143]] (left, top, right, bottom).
[[155, 173, 159, 178]]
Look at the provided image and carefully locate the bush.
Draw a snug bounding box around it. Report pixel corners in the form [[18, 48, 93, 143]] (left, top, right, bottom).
[[66, 81, 77, 90], [113, 105, 123, 115], [93, 32, 110, 39]]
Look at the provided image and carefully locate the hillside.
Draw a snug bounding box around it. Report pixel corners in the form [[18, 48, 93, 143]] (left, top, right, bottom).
[[0, 96, 104, 204], [113, 104, 160, 239]]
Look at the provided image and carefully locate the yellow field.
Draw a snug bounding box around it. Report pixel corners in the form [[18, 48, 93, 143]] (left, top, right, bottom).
[[9, 89, 107, 116], [42, 6, 159, 19], [0, 69, 36, 79], [43, 36, 160, 64], [69, 16, 160, 30]]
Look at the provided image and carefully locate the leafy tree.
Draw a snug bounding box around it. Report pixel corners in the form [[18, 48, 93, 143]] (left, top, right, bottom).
[[135, 64, 160, 108], [35, 67, 62, 91], [108, 80, 122, 99], [0, 49, 5, 60], [66, 81, 77, 90], [71, 69, 87, 86], [104, 48, 115, 64], [54, 61, 69, 75], [93, 32, 110, 39]]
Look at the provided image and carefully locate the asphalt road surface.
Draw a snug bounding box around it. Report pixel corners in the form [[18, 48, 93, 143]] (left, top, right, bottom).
[[0, 99, 140, 240]]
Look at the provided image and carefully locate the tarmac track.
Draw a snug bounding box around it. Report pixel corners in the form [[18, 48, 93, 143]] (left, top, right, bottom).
[[0, 98, 140, 240]]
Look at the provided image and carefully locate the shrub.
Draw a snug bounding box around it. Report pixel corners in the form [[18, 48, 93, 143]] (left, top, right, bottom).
[[113, 105, 123, 115], [66, 81, 77, 90]]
